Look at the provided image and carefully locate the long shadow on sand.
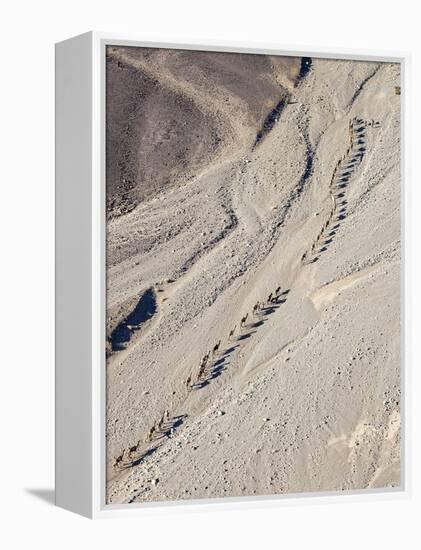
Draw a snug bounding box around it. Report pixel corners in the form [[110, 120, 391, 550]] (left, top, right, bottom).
[[194, 292, 289, 388], [121, 414, 188, 470]]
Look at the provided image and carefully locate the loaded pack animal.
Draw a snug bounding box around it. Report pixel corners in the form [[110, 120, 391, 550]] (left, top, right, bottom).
[[114, 451, 125, 469], [157, 415, 165, 432], [198, 363, 206, 380], [212, 340, 221, 356], [146, 425, 156, 442], [128, 441, 140, 457], [198, 354, 209, 379]]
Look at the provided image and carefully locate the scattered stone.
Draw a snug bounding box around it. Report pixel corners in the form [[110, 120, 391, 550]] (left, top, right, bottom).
[[217, 410, 225, 417], [151, 478, 159, 486]]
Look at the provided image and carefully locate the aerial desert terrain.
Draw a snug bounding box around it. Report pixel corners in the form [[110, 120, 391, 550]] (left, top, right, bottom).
[[105, 46, 401, 505]]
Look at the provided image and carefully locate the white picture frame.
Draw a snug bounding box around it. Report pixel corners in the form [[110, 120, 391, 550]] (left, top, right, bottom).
[[55, 31, 409, 518]]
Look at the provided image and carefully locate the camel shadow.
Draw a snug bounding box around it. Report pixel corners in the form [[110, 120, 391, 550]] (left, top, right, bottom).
[[125, 414, 187, 468], [237, 331, 257, 341], [128, 446, 158, 468], [221, 345, 239, 356]]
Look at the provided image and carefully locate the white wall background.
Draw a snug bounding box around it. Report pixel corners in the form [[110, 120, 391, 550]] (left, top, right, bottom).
[[0, 0, 419, 546]]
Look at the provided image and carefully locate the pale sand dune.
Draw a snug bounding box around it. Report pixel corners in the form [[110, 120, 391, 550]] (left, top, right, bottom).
[[105, 52, 400, 504]]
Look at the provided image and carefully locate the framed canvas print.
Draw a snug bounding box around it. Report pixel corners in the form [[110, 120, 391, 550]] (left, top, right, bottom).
[[55, 32, 407, 518]]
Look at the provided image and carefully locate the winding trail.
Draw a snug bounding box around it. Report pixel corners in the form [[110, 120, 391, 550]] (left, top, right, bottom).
[[110, 115, 373, 483]]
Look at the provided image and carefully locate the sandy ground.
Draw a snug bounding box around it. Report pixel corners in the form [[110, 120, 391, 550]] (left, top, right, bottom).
[[105, 51, 401, 504]]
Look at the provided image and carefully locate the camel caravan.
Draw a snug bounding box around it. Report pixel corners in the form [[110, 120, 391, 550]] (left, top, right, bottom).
[[114, 282, 291, 469], [188, 285, 289, 390], [113, 409, 183, 470], [301, 117, 368, 266], [113, 116, 376, 472]]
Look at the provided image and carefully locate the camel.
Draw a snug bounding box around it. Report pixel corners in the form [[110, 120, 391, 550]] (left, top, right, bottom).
[[301, 252, 307, 262], [196, 363, 204, 381], [157, 413, 167, 432], [114, 451, 125, 468], [197, 364, 206, 380], [267, 293, 273, 304], [228, 326, 236, 340], [128, 441, 140, 457], [212, 340, 221, 356], [146, 425, 156, 442], [252, 303, 260, 316], [186, 374, 192, 388], [240, 313, 248, 329]]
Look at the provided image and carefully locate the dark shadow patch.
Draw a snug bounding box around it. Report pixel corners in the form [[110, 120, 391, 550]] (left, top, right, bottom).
[[213, 357, 227, 368], [110, 288, 157, 351], [128, 446, 157, 468], [296, 57, 312, 85], [237, 331, 256, 341], [254, 98, 288, 147], [222, 346, 239, 356], [25, 489, 55, 506]]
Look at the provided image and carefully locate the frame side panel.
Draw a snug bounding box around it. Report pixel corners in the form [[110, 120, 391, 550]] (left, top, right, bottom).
[[55, 32, 93, 518]]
